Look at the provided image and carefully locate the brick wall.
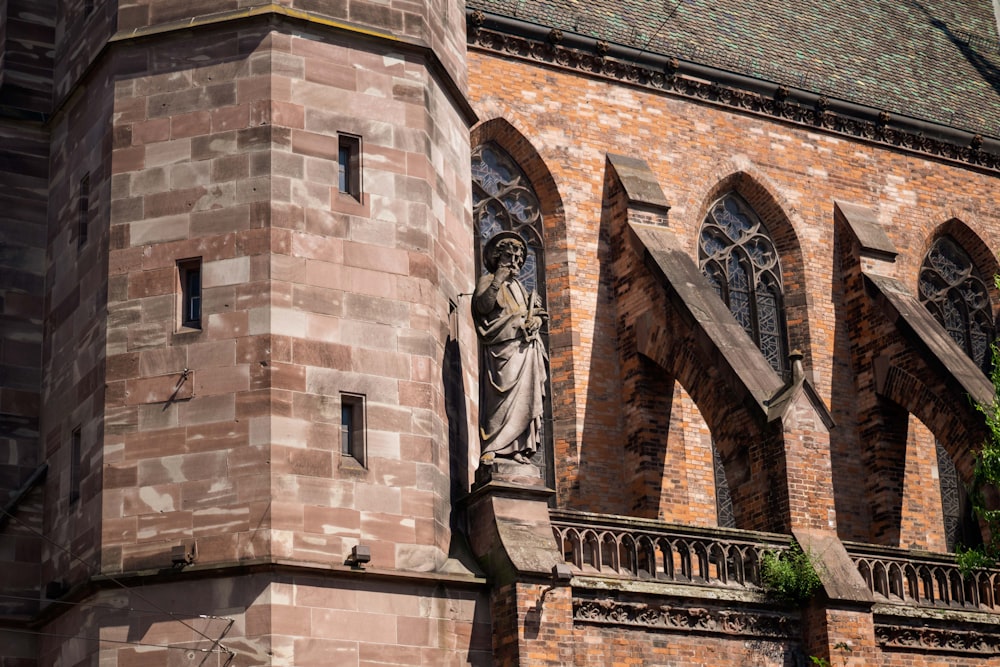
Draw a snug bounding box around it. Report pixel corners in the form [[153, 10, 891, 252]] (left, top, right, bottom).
[[468, 46, 1000, 547]]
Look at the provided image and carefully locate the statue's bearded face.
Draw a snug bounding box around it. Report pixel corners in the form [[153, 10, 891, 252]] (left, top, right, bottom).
[[494, 239, 525, 272]]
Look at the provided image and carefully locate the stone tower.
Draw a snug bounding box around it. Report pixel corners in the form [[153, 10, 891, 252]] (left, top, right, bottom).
[[1, 0, 488, 664]]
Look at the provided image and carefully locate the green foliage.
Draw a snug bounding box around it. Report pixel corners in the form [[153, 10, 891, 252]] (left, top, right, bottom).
[[955, 543, 993, 576], [808, 657, 830, 667], [964, 337, 1000, 572], [760, 542, 821, 602]]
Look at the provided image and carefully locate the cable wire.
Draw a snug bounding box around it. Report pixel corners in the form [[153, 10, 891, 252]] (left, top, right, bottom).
[[0, 505, 230, 650], [637, 0, 687, 56], [0, 625, 230, 655], [0, 592, 232, 621]]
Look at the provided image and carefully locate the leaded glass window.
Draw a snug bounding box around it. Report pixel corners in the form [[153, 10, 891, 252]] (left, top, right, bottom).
[[935, 440, 983, 552], [472, 143, 544, 295], [918, 236, 995, 372], [699, 193, 789, 375], [935, 440, 962, 551], [712, 440, 736, 529]]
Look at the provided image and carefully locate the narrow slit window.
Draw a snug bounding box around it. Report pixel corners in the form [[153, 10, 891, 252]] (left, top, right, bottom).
[[70, 428, 81, 506], [178, 258, 202, 330], [78, 172, 90, 248], [341, 393, 365, 465], [338, 134, 361, 200], [84, 0, 94, 15]]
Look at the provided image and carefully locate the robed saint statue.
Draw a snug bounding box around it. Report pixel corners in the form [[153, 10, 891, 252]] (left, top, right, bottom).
[[473, 231, 548, 465]]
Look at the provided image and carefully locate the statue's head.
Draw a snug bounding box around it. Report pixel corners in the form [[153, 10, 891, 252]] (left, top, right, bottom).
[[484, 231, 527, 273]]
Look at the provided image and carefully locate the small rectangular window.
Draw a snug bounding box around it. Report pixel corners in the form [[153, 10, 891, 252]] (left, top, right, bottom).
[[69, 428, 81, 506], [178, 258, 202, 330], [337, 134, 361, 200], [78, 172, 90, 248], [341, 393, 365, 465]]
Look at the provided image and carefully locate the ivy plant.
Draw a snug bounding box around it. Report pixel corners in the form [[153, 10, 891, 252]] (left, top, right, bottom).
[[958, 338, 1000, 574]]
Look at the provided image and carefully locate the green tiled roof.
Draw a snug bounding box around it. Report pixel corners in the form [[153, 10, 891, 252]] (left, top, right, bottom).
[[471, 0, 1000, 137]]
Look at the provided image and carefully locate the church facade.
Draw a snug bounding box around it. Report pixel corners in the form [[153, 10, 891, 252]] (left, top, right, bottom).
[[3, 0, 1000, 665]]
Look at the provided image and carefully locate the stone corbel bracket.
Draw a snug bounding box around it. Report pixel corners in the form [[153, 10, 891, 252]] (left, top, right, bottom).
[[465, 466, 562, 586]]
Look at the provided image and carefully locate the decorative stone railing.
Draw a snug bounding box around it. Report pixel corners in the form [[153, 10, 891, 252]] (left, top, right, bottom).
[[846, 541, 1000, 612], [550, 509, 791, 589]]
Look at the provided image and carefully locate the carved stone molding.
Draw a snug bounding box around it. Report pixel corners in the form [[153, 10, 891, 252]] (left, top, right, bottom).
[[573, 598, 798, 639], [876, 622, 1000, 654], [468, 26, 1000, 173]]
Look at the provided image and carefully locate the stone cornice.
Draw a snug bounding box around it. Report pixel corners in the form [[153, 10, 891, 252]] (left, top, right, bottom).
[[875, 621, 1000, 654], [44, 5, 478, 127], [573, 596, 799, 639], [467, 10, 1000, 174]]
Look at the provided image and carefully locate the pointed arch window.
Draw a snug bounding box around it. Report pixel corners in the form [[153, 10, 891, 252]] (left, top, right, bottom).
[[918, 235, 995, 372], [699, 193, 789, 376]]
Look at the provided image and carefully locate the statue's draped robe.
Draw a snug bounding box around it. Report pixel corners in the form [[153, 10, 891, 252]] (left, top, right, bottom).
[[473, 272, 547, 458]]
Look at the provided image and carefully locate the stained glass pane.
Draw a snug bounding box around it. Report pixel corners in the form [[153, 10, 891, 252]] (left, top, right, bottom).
[[918, 236, 995, 373], [698, 193, 788, 376], [942, 294, 967, 350], [712, 440, 736, 529], [971, 315, 992, 369], [704, 261, 725, 300], [728, 254, 752, 334], [710, 197, 754, 242], [936, 440, 961, 552], [757, 278, 784, 373]]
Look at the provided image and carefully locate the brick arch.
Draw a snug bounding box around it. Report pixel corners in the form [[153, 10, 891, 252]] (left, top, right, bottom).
[[469, 118, 574, 491], [636, 312, 789, 534], [694, 170, 813, 371], [876, 362, 981, 488]]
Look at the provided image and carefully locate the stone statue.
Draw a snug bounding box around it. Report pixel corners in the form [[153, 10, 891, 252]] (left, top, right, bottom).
[[473, 231, 548, 465]]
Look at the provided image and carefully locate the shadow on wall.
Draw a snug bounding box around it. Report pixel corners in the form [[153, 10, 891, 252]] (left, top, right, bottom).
[[443, 335, 470, 539], [828, 229, 873, 542], [910, 0, 1000, 99]]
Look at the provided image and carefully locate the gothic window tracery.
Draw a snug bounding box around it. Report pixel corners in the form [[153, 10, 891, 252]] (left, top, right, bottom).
[[699, 193, 789, 376], [472, 143, 544, 296], [918, 235, 995, 372]]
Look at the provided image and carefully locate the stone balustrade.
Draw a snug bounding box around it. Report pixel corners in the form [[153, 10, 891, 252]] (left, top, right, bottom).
[[550, 509, 791, 589], [846, 541, 1000, 612]]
